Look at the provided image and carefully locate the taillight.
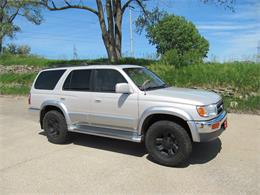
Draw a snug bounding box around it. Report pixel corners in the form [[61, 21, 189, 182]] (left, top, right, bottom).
[[28, 93, 31, 105]]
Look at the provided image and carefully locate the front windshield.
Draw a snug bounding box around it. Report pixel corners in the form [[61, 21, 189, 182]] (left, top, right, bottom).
[[123, 68, 167, 91]]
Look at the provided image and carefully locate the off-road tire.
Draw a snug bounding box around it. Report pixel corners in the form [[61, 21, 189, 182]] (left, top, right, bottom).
[[145, 120, 192, 166], [43, 110, 69, 144]]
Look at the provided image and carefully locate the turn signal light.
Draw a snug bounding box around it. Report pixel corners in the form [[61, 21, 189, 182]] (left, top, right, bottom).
[[212, 122, 220, 129], [197, 106, 206, 117]]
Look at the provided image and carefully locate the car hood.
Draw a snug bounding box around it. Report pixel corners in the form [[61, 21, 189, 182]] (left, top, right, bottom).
[[145, 87, 222, 105]]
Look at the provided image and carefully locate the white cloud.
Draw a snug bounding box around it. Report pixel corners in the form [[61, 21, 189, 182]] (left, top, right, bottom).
[[197, 23, 258, 31]]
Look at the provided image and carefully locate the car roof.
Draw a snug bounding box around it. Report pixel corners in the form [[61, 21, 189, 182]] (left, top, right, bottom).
[[42, 64, 144, 72]]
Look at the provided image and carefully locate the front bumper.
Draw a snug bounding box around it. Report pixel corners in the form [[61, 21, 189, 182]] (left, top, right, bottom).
[[188, 111, 227, 142]]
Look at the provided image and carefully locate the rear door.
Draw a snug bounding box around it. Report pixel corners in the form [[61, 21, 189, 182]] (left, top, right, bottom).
[[88, 68, 138, 131], [61, 69, 93, 125]]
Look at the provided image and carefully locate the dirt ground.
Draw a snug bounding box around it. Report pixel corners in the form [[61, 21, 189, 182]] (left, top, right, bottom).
[[0, 96, 259, 194]]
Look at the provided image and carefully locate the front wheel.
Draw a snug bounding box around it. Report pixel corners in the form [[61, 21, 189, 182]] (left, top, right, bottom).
[[145, 120, 192, 166]]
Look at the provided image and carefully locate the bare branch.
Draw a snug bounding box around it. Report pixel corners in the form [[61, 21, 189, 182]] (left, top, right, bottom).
[[122, 0, 134, 13], [8, 8, 20, 23], [135, 0, 147, 14], [122, 0, 147, 14], [42, 0, 99, 15], [64, 0, 71, 7]]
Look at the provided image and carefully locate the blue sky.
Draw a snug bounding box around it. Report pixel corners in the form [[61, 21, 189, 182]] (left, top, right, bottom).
[[6, 0, 260, 61]]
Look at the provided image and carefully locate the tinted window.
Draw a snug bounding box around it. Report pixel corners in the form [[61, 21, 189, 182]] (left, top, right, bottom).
[[95, 69, 127, 92], [63, 69, 91, 91], [34, 69, 66, 90]]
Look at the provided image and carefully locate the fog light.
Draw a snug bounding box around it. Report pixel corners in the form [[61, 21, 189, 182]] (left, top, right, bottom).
[[212, 122, 220, 129]]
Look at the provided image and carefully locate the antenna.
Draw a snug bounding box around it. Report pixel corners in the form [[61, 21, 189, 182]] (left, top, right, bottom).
[[129, 8, 134, 57]]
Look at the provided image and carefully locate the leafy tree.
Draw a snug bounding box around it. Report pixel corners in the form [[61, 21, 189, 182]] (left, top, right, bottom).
[[144, 15, 209, 66], [0, 0, 43, 54], [41, 0, 234, 63]]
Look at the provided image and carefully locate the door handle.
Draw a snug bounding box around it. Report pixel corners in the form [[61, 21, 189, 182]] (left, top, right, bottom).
[[95, 99, 101, 103], [60, 97, 66, 101]]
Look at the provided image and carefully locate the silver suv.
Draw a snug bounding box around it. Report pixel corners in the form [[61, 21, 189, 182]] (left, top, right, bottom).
[[29, 65, 227, 166]]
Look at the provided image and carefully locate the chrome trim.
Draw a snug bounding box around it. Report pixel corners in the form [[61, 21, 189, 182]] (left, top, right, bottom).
[[195, 111, 227, 133]]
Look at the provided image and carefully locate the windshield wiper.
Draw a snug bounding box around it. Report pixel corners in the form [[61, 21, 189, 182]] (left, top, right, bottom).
[[143, 84, 168, 91]]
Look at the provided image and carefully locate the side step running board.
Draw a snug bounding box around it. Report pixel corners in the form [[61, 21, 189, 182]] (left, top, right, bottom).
[[69, 124, 142, 143]]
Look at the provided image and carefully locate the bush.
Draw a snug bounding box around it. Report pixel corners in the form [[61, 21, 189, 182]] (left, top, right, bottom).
[[161, 49, 203, 67], [3, 43, 31, 56]]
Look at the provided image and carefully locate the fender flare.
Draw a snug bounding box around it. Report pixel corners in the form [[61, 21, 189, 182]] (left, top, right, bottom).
[[40, 100, 72, 126], [137, 106, 199, 141]]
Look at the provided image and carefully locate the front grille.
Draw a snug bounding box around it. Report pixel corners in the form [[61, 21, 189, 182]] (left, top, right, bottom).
[[217, 100, 224, 114]]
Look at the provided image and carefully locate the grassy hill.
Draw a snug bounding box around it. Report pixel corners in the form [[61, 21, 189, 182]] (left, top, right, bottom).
[[0, 54, 259, 114]]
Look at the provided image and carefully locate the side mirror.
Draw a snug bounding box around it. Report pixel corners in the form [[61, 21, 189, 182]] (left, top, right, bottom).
[[115, 83, 131, 94]]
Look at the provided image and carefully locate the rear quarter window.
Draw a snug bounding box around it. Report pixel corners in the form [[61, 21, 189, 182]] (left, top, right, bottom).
[[34, 69, 66, 90]]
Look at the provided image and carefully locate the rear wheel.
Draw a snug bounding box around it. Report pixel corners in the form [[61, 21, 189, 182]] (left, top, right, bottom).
[[145, 120, 192, 166], [43, 110, 69, 144]]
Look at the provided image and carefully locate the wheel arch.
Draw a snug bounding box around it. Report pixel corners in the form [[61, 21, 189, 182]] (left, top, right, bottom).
[[138, 107, 199, 142], [40, 100, 71, 129]]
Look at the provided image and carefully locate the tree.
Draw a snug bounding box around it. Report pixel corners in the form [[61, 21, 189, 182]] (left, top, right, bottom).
[[41, 0, 234, 62], [0, 0, 43, 54], [41, 0, 147, 63], [144, 15, 209, 66]]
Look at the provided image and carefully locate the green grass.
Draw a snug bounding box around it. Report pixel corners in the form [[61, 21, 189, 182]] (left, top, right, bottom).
[[0, 55, 259, 114], [148, 62, 260, 113], [0, 54, 51, 67], [0, 85, 30, 95], [223, 96, 260, 113], [0, 54, 155, 67], [0, 73, 36, 84], [149, 62, 260, 95]]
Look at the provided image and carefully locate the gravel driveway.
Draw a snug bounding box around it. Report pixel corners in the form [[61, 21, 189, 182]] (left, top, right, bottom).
[[0, 96, 259, 194]]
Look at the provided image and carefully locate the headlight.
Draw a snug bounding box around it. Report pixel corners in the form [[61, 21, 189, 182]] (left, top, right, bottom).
[[197, 104, 217, 117]]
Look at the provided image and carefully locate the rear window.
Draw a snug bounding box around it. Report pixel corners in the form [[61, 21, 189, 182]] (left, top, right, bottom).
[[34, 69, 66, 90], [63, 69, 91, 91]]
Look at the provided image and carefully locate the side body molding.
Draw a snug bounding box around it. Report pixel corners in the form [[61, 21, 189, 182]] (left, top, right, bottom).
[[137, 106, 199, 142], [40, 100, 72, 128]]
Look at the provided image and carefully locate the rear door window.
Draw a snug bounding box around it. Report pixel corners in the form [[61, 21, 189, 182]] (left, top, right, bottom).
[[34, 69, 66, 90], [63, 69, 91, 91], [94, 69, 127, 92]]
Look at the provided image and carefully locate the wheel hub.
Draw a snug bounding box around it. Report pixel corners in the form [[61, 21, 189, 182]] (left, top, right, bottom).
[[163, 137, 174, 149], [155, 132, 179, 157]]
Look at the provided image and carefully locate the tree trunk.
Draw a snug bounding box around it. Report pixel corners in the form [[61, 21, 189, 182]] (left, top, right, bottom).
[[113, 0, 122, 59], [96, 0, 122, 63], [0, 37, 3, 55]]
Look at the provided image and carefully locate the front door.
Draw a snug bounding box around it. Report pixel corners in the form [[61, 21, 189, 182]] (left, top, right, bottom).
[[89, 69, 138, 131]]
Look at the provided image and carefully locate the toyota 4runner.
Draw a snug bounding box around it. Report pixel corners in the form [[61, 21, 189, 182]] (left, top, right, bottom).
[[29, 65, 227, 166]]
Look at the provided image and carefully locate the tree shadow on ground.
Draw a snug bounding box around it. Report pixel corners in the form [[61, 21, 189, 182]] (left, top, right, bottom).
[[39, 131, 222, 167]]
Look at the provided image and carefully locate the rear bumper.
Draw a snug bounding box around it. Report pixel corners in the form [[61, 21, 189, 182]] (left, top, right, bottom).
[[188, 111, 227, 142], [28, 107, 40, 122]]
